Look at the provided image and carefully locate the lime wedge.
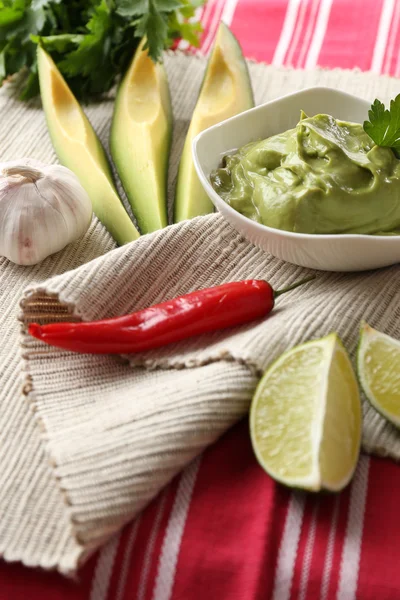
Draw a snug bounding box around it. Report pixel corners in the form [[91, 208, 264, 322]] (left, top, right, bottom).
[[357, 322, 400, 427], [250, 334, 362, 492]]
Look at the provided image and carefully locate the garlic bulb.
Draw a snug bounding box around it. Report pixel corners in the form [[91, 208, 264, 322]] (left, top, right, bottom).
[[0, 158, 92, 265]]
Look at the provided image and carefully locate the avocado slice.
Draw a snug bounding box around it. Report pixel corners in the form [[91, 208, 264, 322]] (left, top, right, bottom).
[[110, 39, 172, 234], [174, 23, 254, 223], [37, 46, 139, 245]]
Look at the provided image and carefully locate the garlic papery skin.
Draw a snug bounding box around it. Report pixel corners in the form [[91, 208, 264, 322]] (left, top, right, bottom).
[[0, 158, 92, 265]]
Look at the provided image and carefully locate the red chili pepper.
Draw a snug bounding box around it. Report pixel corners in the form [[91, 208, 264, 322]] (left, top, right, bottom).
[[28, 276, 314, 354]]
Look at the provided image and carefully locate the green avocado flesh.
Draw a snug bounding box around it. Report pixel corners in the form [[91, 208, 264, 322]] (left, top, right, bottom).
[[211, 113, 400, 235], [37, 46, 139, 245], [111, 39, 171, 234], [174, 22, 254, 223]]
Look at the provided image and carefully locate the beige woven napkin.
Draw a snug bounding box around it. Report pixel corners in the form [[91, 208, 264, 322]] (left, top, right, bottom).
[[1, 53, 400, 575]]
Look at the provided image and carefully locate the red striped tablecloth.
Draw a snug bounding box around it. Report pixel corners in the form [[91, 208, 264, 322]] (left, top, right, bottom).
[[3, 2, 400, 599], [195, 0, 400, 74]]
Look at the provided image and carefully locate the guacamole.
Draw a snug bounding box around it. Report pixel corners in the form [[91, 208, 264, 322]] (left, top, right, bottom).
[[210, 113, 400, 235]]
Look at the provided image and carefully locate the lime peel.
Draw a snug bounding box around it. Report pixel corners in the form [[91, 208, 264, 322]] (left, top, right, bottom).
[[357, 321, 400, 427], [250, 333, 362, 492]]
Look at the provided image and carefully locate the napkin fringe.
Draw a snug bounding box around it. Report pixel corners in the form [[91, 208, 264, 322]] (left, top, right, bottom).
[[18, 283, 260, 559], [19, 289, 120, 562]]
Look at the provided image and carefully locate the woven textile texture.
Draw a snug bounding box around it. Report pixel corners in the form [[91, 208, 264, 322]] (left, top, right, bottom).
[[1, 53, 399, 574]]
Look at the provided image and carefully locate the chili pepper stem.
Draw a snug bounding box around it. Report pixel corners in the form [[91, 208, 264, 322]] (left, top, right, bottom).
[[273, 275, 316, 297]]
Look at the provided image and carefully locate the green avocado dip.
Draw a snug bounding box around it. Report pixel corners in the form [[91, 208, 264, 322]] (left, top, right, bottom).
[[210, 113, 400, 235]]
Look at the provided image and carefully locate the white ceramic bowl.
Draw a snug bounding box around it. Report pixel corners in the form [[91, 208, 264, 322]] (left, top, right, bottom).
[[192, 87, 400, 271]]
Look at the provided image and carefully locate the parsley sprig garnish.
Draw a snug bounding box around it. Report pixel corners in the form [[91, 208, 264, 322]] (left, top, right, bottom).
[[363, 95, 400, 157]]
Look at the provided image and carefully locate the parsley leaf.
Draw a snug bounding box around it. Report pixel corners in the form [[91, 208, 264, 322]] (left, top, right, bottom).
[[31, 33, 84, 53], [363, 95, 400, 156], [115, 0, 149, 17], [0, 0, 204, 101], [154, 0, 184, 10], [134, 1, 169, 62], [125, 0, 197, 61], [57, 0, 115, 96]]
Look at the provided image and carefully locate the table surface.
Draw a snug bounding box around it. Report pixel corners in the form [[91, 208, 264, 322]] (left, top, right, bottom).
[[3, 1, 400, 599]]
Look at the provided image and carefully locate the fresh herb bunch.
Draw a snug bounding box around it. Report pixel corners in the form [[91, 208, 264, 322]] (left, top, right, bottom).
[[0, 0, 204, 101], [363, 95, 400, 157]]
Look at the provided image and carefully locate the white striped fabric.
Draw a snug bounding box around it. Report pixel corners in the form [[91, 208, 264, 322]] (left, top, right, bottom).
[[137, 494, 168, 600], [285, 0, 308, 66], [273, 0, 302, 66], [202, 0, 226, 53], [297, 0, 321, 67], [383, 0, 400, 73], [320, 497, 340, 600], [371, 0, 396, 73], [152, 459, 201, 600], [304, 0, 334, 68], [272, 493, 306, 600], [115, 520, 141, 600], [337, 457, 370, 600], [221, 0, 240, 26], [90, 534, 121, 600], [299, 500, 319, 600]]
